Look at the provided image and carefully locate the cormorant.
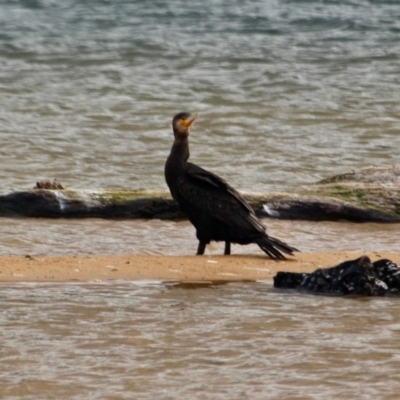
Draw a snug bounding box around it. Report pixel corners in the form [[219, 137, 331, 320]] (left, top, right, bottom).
[[164, 112, 299, 259]]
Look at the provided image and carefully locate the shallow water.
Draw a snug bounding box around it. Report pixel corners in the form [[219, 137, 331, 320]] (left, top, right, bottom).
[[0, 218, 399, 257], [2, 281, 400, 400]]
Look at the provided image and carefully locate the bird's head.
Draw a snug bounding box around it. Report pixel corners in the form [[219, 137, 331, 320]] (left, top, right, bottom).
[[172, 112, 198, 139]]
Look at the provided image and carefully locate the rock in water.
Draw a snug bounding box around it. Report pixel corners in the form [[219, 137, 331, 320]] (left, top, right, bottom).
[[372, 259, 400, 294], [273, 271, 308, 289], [273, 256, 400, 296]]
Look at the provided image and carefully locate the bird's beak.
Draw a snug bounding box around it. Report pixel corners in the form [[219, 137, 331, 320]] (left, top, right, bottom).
[[181, 113, 199, 128]]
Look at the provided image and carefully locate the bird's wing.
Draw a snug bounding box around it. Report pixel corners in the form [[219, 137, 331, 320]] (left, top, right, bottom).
[[177, 163, 265, 232]]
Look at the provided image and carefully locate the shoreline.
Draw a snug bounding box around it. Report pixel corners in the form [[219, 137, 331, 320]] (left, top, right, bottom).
[[0, 252, 399, 283]]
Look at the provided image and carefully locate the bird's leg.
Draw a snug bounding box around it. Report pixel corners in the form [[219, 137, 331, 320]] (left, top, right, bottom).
[[224, 241, 231, 255], [196, 241, 206, 255]]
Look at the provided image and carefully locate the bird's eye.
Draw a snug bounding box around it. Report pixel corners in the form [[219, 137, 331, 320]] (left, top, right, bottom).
[[181, 116, 187, 121]]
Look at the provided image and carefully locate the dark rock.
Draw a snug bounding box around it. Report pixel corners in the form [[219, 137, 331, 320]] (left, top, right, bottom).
[[372, 259, 400, 294], [273, 271, 308, 289], [273, 256, 400, 296]]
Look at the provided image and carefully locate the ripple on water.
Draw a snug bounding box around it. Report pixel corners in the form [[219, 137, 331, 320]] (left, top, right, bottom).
[[0, 218, 399, 256], [0, 1, 400, 193], [1, 282, 400, 399]]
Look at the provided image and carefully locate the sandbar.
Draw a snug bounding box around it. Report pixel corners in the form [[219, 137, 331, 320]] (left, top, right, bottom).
[[0, 252, 399, 283]]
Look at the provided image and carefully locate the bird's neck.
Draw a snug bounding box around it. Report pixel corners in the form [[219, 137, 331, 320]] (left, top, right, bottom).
[[165, 137, 190, 201], [170, 137, 190, 164]]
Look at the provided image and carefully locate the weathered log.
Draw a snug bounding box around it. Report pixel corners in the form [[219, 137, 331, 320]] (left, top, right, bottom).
[[260, 165, 400, 222], [0, 189, 182, 219], [0, 165, 399, 222]]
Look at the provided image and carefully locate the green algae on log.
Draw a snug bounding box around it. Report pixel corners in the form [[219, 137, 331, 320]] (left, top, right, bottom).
[[0, 165, 399, 222]]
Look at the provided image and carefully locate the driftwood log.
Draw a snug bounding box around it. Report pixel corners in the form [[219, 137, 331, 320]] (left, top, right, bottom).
[[1, 165, 399, 222]]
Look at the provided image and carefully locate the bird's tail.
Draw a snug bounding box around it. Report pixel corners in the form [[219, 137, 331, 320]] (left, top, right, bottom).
[[256, 234, 299, 260]]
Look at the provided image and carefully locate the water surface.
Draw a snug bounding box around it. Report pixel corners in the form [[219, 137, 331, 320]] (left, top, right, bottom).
[[0, 218, 399, 256], [2, 281, 400, 400], [0, 0, 399, 194]]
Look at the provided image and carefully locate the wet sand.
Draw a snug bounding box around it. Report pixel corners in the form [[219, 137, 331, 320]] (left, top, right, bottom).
[[0, 252, 399, 282]]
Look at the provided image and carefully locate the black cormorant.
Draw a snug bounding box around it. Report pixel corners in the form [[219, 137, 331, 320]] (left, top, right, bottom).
[[164, 112, 299, 259]]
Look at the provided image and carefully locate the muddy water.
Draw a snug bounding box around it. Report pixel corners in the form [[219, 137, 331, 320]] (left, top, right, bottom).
[[1, 281, 400, 400], [0, 218, 398, 257]]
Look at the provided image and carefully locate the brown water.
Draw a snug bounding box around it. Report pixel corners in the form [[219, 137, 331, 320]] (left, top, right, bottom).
[[1, 281, 400, 400], [0, 218, 399, 257]]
